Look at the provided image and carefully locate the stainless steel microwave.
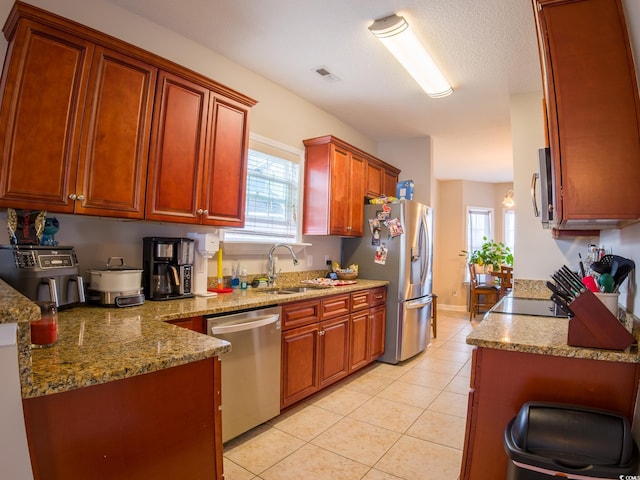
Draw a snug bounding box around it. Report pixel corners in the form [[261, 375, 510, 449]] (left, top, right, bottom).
[[531, 147, 554, 228]]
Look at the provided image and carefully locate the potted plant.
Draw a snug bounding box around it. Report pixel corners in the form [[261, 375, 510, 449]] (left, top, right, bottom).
[[461, 237, 513, 273]]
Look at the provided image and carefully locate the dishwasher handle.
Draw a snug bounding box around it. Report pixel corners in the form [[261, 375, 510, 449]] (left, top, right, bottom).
[[210, 314, 280, 335]]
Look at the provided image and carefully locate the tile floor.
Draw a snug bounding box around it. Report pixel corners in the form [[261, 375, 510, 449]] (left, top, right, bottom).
[[223, 308, 476, 480]]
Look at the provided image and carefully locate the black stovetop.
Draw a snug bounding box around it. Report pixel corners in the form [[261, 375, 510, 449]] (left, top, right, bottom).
[[490, 297, 567, 318]]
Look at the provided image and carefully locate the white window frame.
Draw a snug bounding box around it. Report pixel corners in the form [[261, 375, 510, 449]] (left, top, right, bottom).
[[222, 134, 309, 254], [464, 206, 494, 280], [503, 208, 515, 258]]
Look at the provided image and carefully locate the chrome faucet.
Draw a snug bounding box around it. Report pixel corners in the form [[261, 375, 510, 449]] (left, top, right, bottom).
[[267, 243, 299, 287]]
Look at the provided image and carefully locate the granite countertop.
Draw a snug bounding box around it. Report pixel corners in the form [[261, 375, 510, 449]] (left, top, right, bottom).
[[467, 294, 640, 364], [0, 279, 388, 398]]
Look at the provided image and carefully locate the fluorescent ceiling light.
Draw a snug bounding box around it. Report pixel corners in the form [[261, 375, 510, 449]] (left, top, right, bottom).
[[369, 14, 453, 98]]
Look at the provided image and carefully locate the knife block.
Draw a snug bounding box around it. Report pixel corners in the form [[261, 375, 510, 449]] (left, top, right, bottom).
[[567, 289, 635, 350]]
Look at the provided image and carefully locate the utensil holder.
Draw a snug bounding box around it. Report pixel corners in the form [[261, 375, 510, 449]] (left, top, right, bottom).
[[567, 289, 635, 350]]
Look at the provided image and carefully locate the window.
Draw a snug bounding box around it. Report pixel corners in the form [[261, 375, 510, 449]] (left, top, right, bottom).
[[503, 209, 515, 257], [465, 207, 493, 280], [223, 134, 302, 243]]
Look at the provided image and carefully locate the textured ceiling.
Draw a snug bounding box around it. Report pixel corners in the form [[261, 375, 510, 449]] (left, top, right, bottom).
[[104, 0, 546, 182]]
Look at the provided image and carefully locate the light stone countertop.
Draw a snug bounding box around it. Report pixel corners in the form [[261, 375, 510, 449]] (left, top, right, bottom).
[[467, 293, 640, 364], [0, 279, 388, 398]]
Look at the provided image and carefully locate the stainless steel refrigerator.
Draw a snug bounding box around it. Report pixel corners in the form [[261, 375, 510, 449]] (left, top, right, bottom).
[[342, 200, 433, 364]]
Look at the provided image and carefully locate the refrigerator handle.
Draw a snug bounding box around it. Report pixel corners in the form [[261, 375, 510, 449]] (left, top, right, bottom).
[[406, 298, 432, 309], [418, 215, 429, 285]]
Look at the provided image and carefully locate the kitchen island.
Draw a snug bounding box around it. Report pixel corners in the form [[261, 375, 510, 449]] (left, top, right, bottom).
[[0, 278, 388, 480], [460, 298, 640, 480]]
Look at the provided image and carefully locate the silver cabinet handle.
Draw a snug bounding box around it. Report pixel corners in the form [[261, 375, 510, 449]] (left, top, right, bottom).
[[197, 208, 204, 214], [77, 194, 85, 201], [68, 193, 77, 200], [203, 209, 208, 215], [531, 172, 540, 218]]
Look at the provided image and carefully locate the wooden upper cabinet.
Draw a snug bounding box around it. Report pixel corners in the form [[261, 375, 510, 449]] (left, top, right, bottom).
[[146, 75, 251, 226], [0, 20, 93, 212], [76, 47, 156, 218], [146, 72, 208, 223], [533, 0, 640, 229], [202, 96, 250, 227], [303, 135, 400, 237], [366, 158, 400, 199], [0, 2, 255, 225]]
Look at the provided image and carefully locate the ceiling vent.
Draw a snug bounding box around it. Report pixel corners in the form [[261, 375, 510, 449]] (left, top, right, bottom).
[[314, 65, 341, 82]]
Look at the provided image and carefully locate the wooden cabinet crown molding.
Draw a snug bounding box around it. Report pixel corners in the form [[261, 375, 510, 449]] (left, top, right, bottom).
[[3, 1, 257, 108]]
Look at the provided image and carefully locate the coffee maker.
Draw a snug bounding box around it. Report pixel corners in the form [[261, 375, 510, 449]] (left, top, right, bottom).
[[0, 245, 86, 309], [142, 237, 194, 300]]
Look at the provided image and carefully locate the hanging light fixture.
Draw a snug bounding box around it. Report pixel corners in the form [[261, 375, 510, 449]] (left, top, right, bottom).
[[502, 190, 515, 208], [369, 13, 453, 98]]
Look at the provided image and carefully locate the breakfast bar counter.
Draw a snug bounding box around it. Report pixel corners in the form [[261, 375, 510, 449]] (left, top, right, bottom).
[[461, 299, 640, 480]]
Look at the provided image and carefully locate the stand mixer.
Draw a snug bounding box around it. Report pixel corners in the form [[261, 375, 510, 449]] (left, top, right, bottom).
[[187, 232, 219, 297]]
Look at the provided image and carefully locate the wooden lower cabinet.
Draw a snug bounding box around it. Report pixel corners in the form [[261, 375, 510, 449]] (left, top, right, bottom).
[[23, 358, 223, 480], [281, 287, 387, 409], [167, 315, 205, 333], [461, 347, 640, 480]]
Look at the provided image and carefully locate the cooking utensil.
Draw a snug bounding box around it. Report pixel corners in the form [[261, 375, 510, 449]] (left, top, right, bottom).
[[88, 257, 143, 293], [578, 253, 586, 278], [613, 263, 635, 292], [581, 275, 599, 292], [598, 273, 615, 293], [550, 293, 573, 317], [551, 273, 578, 299], [545, 281, 572, 304]]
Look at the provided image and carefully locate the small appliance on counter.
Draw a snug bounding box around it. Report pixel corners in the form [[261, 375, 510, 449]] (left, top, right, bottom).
[[86, 257, 145, 308], [0, 245, 85, 309], [187, 232, 219, 297], [143, 237, 194, 301]]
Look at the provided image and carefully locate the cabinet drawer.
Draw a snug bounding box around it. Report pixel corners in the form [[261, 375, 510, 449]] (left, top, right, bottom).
[[281, 299, 321, 330], [350, 290, 370, 311], [320, 294, 350, 319], [370, 287, 386, 306], [168, 316, 204, 334]]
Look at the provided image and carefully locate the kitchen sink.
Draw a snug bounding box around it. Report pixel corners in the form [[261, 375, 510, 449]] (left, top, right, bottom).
[[260, 287, 312, 295]]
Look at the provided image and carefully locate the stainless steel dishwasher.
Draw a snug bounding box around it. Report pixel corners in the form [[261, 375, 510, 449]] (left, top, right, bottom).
[[206, 305, 281, 443]]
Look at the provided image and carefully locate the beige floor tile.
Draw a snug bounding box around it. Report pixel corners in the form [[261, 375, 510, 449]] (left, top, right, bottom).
[[222, 457, 256, 480], [261, 443, 369, 480], [375, 435, 463, 480], [311, 384, 372, 415], [444, 374, 471, 395], [223, 424, 305, 475], [344, 370, 395, 396], [398, 367, 455, 390], [406, 409, 467, 449], [349, 396, 424, 433], [439, 340, 475, 354], [268, 404, 343, 441], [457, 358, 473, 378], [428, 346, 473, 364], [367, 360, 416, 380], [413, 357, 465, 375], [311, 417, 401, 466], [376, 380, 440, 409], [428, 390, 469, 418], [362, 468, 405, 479]]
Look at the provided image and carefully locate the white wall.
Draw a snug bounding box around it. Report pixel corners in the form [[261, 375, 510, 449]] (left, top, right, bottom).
[[509, 92, 598, 280], [378, 137, 433, 206]]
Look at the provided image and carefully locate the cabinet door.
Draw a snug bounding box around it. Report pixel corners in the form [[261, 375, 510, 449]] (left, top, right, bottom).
[[0, 20, 93, 212], [366, 160, 383, 198], [201, 96, 249, 226], [145, 71, 209, 223], [383, 169, 399, 197], [76, 47, 156, 218], [349, 153, 366, 236], [535, 0, 640, 225], [369, 304, 386, 361], [281, 323, 319, 409], [328, 146, 352, 235], [349, 310, 370, 372], [319, 315, 350, 388], [167, 316, 204, 334]]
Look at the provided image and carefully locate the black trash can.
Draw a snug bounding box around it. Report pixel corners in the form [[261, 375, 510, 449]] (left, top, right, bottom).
[[504, 402, 639, 479]]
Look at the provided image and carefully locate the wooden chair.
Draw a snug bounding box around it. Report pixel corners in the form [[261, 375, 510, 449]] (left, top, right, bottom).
[[468, 263, 500, 320], [499, 265, 513, 297]]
